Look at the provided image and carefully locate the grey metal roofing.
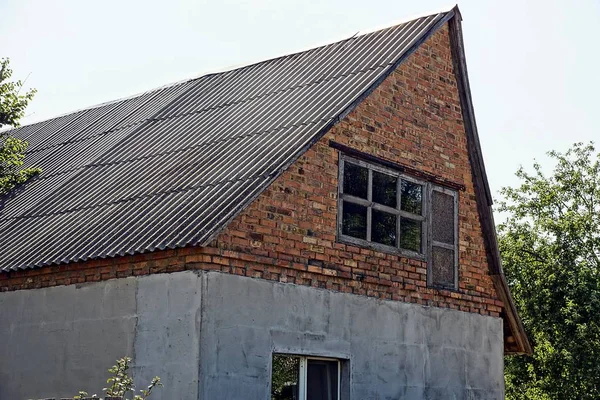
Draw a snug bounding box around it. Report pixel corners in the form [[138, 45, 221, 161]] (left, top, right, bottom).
[[0, 9, 454, 271]]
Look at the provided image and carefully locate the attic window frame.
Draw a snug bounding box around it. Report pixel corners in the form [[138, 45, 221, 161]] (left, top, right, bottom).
[[336, 152, 459, 290]]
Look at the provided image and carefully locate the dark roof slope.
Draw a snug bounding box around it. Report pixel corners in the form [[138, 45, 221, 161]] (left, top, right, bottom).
[[0, 11, 452, 270]]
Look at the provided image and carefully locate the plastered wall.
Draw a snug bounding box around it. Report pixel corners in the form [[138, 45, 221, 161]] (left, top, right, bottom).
[[0, 271, 503, 399]]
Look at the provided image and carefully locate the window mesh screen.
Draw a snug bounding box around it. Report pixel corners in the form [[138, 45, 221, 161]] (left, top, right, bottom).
[[432, 190, 454, 244], [432, 246, 455, 287]]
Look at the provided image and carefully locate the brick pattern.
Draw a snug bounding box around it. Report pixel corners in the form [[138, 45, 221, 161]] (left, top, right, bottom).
[[0, 25, 503, 317]]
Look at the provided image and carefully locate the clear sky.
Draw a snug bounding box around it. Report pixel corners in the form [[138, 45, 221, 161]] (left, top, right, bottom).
[[1, 0, 599, 200]]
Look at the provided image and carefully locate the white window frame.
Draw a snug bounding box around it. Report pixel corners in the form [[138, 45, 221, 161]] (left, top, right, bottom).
[[271, 354, 341, 400], [337, 152, 459, 290], [298, 356, 341, 400]]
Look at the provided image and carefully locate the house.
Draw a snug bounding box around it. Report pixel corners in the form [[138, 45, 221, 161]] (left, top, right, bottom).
[[0, 6, 531, 399]]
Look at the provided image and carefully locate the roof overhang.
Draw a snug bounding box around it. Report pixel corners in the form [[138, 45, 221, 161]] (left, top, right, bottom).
[[447, 6, 532, 355]]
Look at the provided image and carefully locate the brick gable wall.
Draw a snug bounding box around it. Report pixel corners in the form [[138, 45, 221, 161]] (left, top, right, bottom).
[[0, 24, 503, 318]]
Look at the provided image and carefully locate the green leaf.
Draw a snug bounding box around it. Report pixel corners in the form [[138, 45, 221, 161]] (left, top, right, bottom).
[[500, 142, 600, 399], [0, 58, 39, 195]]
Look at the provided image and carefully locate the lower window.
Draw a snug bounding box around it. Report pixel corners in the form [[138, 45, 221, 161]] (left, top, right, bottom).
[[271, 354, 340, 400]]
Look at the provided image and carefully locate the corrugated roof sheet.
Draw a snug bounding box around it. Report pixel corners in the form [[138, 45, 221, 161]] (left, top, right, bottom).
[[0, 10, 454, 271]]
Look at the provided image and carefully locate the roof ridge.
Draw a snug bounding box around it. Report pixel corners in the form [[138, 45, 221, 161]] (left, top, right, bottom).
[[182, 7, 455, 78], [10, 79, 192, 130], [23, 61, 386, 157]]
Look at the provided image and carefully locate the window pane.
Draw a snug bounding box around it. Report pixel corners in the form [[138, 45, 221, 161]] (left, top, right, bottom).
[[342, 202, 367, 240], [343, 162, 368, 199], [372, 171, 397, 207], [371, 210, 396, 246], [271, 355, 300, 400], [401, 180, 423, 215], [400, 218, 422, 253], [307, 359, 339, 400], [432, 190, 455, 244], [432, 246, 455, 287]]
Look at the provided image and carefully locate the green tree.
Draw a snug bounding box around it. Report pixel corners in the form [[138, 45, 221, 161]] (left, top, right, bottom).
[[75, 356, 163, 400], [0, 57, 40, 195], [499, 142, 600, 399]]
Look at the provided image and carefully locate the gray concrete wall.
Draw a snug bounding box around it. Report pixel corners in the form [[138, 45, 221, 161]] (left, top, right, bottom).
[[0, 271, 504, 399], [0, 273, 202, 400], [199, 272, 504, 400]]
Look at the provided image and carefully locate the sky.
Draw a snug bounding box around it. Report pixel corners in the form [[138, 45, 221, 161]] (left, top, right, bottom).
[[1, 0, 599, 201]]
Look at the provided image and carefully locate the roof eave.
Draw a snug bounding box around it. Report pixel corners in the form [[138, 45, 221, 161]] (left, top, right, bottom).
[[447, 7, 533, 356]]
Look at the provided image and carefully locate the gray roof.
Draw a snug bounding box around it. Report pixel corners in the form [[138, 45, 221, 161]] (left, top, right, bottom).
[[0, 10, 453, 272]]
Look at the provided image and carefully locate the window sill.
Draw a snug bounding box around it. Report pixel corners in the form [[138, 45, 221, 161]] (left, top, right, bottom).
[[337, 234, 427, 262]]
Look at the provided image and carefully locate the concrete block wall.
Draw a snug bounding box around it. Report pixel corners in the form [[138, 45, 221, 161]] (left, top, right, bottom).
[[2, 271, 504, 399], [1, 272, 201, 400]]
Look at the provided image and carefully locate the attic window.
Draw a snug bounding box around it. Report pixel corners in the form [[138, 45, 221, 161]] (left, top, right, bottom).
[[337, 154, 458, 289]]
